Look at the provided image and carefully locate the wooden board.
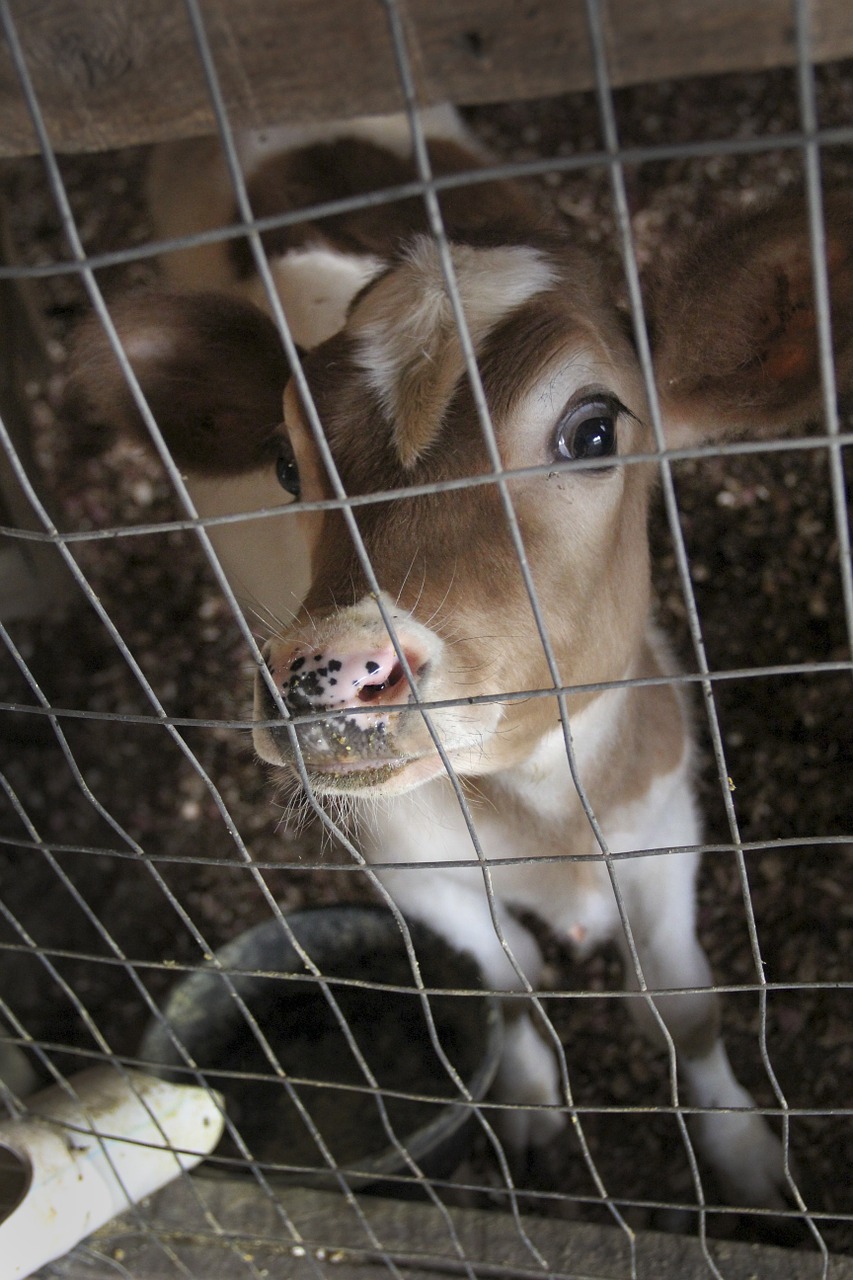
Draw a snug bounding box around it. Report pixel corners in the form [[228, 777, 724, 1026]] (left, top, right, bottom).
[[37, 1177, 853, 1280], [0, 0, 851, 157]]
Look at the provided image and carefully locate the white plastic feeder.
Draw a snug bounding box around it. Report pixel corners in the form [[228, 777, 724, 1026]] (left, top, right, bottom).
[[0, 1065, 224, 1279]]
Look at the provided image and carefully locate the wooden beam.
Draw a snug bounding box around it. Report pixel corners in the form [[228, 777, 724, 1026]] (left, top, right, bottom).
[[0, 1, 851, 157], [44, 1178, 853, 1280]]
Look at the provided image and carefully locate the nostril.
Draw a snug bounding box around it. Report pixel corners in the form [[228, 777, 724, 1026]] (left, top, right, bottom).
[[356, 661, 405, 703], [273, 643, 426, 713]]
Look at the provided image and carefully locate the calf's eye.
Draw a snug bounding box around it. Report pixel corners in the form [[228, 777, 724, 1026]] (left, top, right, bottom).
[[554, 398, 619, 466], [276, 449, 301, 498]]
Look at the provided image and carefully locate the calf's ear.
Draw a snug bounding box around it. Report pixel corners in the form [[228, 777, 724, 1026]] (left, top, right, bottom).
[[63, 289, 291, 476], [648, 192, 853, 446]]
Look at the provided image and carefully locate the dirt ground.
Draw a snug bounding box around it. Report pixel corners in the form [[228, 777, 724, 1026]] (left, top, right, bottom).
[[0, 59, 851, 1263]]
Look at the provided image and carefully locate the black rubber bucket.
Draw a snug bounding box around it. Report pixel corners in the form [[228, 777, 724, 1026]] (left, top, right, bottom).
[[139, 904, 503, 1191]]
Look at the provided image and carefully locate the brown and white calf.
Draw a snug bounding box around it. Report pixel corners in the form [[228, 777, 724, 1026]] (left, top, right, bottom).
[[65, 107, 853, 1209]]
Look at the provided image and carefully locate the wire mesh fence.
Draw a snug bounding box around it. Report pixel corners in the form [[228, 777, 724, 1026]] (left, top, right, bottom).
[[0, 2, 851, 1278]]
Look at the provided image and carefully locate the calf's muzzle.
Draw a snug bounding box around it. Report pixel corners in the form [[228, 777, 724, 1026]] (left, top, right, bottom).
[[255, 612, 435, 776]]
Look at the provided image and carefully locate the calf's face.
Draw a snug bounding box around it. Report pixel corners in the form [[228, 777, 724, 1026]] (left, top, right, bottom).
[[254, 238, 656, 794]]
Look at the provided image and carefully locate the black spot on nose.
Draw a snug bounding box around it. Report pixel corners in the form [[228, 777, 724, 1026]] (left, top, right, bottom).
[[290, 656, 306, 672], [365, 661, 380, 674], [328, 660, 342, 672]]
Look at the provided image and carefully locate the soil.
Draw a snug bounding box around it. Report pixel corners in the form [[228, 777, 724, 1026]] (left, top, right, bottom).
[[0, 59, 851, 1260]]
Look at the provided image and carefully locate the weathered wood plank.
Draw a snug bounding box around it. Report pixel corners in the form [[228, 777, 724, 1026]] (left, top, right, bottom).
[[0, 0, 850, 157], [37, 1177, 853, 1280]]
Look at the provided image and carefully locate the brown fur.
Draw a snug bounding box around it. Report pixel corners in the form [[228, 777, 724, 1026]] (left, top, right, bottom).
[[64, 291, 290, 476], [231, 137, 553, 273], [653, 191, 853, 439]]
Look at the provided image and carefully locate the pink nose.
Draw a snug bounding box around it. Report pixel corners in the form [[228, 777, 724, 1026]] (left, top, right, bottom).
[[272, 642, 424, 716]]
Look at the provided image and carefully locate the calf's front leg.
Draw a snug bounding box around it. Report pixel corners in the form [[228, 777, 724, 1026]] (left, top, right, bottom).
[[376, 866, 566, 1150], [615, 854, 791, 1209]]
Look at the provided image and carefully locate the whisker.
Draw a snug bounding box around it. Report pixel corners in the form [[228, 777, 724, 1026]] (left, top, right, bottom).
[[395, 550, 425, 611], [240, 589, 305, 642], [419, 561, 458, 632]]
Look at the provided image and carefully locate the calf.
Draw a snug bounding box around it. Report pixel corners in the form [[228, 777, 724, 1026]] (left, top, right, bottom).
[[65, 107, 853, 1209]]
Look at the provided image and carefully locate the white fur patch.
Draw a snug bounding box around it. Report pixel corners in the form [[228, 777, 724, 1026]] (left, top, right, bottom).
[[236, 104, 479, 177], [505, 684, 631, 825], [188, 469, 310, 623], [121, 327, 176, 364], [245, 246, 384, 349]]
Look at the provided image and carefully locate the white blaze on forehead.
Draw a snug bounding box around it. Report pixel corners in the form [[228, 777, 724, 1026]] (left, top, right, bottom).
[[350, 240, 558, 467]]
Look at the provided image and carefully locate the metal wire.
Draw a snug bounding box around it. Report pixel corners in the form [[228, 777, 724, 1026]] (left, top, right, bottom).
[[0, 0, 850, 1277], [175, 1, 546, 1271], [2, 122, 853, 286], [2, 426, 853, 555]]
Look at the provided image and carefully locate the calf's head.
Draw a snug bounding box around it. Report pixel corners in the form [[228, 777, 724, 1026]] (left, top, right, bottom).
[[256, 236, 655, 792]]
